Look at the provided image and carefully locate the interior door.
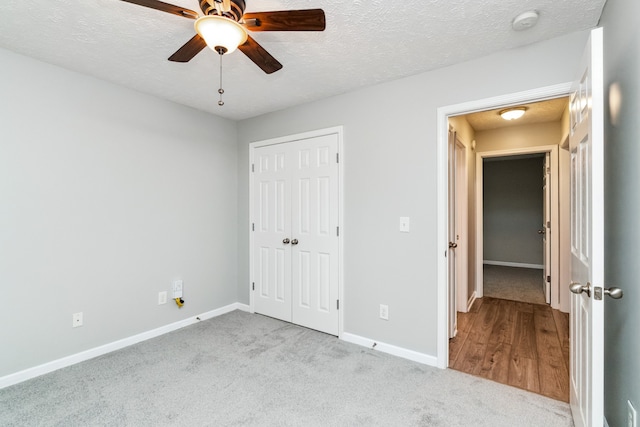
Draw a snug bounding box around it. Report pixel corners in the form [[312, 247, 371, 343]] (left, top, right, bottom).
[[290, 134, 339, 335], [253, 143, 293, 322], [448, 129, 458, 338], [569, 27, 604, 427], [253, 134, 340, 336], [543, 152, 551, 303]]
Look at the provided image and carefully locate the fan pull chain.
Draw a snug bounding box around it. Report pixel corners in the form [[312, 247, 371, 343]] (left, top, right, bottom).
[[217, 50, 225, 106]]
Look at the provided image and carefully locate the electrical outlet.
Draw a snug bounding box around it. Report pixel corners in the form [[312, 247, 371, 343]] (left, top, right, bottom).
[[173, 280, 183, 299], [72, 312, 83, 328], [158, 291, 167, 305], [379, 304, 389, 320], [399, 217, 410, 233], [629, 400, 637, 427]]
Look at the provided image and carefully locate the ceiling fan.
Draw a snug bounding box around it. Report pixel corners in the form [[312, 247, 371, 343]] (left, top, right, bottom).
[[120, 0, 326, 74]]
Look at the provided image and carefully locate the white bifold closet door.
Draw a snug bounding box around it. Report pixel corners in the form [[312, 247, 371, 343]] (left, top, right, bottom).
[[253, 134, 339, 336]]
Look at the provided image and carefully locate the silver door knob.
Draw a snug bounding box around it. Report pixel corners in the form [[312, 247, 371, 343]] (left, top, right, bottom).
[[448, 242, 457, 249], [570, 281, 591, 297], [291, 239, 299, 245], [538, 229, 546, 235], [282, 238, 290, 244], [604, 287, 623, 299]]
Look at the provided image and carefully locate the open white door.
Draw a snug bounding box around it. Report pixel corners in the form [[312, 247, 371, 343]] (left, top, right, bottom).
[[569, 27, 604, 427], [542, 152, 551, 304], [447, 129, 458, 337]]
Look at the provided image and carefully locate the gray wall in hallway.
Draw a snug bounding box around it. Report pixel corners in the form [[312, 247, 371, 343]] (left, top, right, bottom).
[[483, 157, 544, 266], [600, 0, 640, 425]]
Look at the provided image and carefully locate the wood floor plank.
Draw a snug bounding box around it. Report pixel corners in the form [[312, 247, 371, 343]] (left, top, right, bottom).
[[533, 305, 565, 361], [538, 354, 570, 402], [511, 311, 537, 359], [469, 299, 499, 344], [508, 354, 540, 393], [478, 342, 511, 383], [552, 309, 570, 371], [452, 336, 487, 375], [488, 299, 515, 345], [449, 328, 468, 365]]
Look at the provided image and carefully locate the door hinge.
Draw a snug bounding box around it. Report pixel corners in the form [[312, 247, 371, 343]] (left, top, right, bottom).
[[547, 275, 551, 283], [336, 153, 339, 163], [252, 223, 255, 231], [252, 282, 255, 291], [547, 221, 551, 228], [251, 164, 255, 172], [336, 226, 340, 236], [336, 300, 339, 310]]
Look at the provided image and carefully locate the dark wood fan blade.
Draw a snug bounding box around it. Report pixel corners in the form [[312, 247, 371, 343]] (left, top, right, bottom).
[[120, 0, 199, 19], [238, 36, 283, 74], [242, 9, 325, 31], [168, 35, 208, 62]]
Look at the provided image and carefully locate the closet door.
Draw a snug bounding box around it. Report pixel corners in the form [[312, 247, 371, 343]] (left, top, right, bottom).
[[252, 133, 340, 336], [253, 143, 292, 322], [290, 134, 339, 335]]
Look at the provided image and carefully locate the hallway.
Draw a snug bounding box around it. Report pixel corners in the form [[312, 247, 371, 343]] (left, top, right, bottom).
[[449, 297, 569, 402]]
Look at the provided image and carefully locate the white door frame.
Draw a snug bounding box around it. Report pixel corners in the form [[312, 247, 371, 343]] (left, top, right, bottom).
[[436, 83, 571, 368], [455, 137, 469, 314], [249, 126, 345, 338], [475, 145, 559, 306]]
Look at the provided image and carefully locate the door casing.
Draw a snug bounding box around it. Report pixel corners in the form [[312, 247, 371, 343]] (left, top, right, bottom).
[[436, 83, 572, 368], [249, 126, 345, 338]]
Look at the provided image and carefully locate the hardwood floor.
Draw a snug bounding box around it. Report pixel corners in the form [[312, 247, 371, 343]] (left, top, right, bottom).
[[449, 297, 570, 402]]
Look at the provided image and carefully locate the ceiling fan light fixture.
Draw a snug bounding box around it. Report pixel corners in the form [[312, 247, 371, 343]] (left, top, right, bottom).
[[194, 15, 248, 54], [499, 107, 528, 121]]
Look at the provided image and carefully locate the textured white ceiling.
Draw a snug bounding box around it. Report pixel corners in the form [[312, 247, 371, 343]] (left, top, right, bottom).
[[0, 0, 605, 120]]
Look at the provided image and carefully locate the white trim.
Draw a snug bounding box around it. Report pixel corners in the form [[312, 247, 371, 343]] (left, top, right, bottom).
[[436, 83, 572, 370], [467, 291, 477, 312], [341, 333, 438, 367], [0, 303, 244, 390], [249, 126, 345, 338], [483, 260, 544, 269]]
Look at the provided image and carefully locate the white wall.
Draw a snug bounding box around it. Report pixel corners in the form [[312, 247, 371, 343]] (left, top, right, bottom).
[[0, 48, 239, 377], [600, 0, 640, 424], [237, 31, 589, 357]]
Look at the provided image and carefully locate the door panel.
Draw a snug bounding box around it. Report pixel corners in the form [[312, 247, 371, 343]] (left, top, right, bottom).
[[543, 152, 551, 303], [569, 27, 604, 427], [291, 135, 339, 335], [254, 144, 292, 321]]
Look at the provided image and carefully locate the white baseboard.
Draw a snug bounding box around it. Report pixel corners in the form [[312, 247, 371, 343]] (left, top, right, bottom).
[[341, 332, 438, 367], [483, 260, 544, 269], [467, 291, 477, 312], [235, 303, 251, 313], [0, 302, 245, 390]]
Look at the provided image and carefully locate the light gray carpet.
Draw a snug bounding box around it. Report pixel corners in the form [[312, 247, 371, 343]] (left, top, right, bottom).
[[483, 265, 546, 304], [0, 311, 573, 426]]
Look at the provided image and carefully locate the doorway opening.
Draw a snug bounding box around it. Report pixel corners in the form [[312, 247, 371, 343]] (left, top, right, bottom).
[[437, 87, 572, 402]]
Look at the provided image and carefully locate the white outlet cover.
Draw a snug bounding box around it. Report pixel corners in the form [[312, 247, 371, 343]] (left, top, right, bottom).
[[72, 312, 83, 328], [173, 280, 183, 298], [379, 304, 389, 320], [399, 217, 410, 232]]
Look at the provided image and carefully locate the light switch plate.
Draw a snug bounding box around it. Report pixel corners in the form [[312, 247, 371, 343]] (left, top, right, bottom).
[[399, 217, 410, 232]]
